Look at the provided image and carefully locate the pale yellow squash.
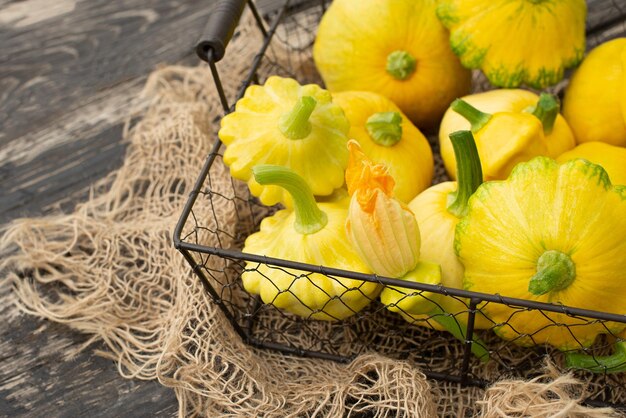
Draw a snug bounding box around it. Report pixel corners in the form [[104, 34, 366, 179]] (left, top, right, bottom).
[[346, 137, 490, 359], [563, 38, 626, 146], [334, 91, 434, 203], [557, 142, 626, 185], [313, 0, 471, 130], [409, 181, 491, 331], [439, 89, 575, 180], [409, 131, 491, 330]]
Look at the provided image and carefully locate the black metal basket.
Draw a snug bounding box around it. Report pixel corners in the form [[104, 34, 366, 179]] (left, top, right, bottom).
[[174, 0, 626, 411]]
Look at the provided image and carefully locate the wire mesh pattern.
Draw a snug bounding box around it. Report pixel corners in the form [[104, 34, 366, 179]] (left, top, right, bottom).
[[174, 0, 626, 410]]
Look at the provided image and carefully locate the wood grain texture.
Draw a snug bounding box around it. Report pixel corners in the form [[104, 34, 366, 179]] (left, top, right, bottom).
[[0, 0, 213, 416], [1, 0, 625, 417], [0, 0, 215, 223], [0, 287, 178, 418]]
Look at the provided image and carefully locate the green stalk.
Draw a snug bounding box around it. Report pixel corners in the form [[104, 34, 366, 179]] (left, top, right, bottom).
[[429, 306, 490, 362], [253, 165, 327, 234], [566, 341, 626, 373], [390, 262, 490, 361], [365, 112, 403, 146], [446, 130, 484, 218], [386, 50, 417, 80], [528, 250, 576, 296], [278, 96, 317, 140], [451, 99, 492, 133], [530, 93, 560, 135]]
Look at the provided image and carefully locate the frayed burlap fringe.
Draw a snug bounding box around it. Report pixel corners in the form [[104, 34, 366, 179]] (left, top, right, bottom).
[[476, 362, 622, 418], [1, 10, 622, 418], [0, 12, 437, 417]]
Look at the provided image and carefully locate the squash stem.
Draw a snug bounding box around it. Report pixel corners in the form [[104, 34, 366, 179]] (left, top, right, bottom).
[[386, 50, 417, 80], [528, 250, 576, 296], [566, 341, 626, 373], [451, 99, 492, 133], [253, 165, 328, 234], [279, 96, 317, 140], [446, 130, 483, 218], [530, 93, 559, 135], [365, 112, 403, 146]]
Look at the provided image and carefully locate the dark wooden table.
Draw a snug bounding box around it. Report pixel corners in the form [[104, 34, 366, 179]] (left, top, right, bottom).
[[1, 0, 624, 416]]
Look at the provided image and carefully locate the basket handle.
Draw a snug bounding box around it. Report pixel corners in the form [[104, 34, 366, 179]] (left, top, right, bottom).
[[196, 0, 248, 62]]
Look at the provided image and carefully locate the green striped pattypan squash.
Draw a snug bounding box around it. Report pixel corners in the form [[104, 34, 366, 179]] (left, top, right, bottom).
[[241, 165, 381, 320], [219, 76, 349, 207], [456, 157, 626, 350], [437, 0, 586, 88]]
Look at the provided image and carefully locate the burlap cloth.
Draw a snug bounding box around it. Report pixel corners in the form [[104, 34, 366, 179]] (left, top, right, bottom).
[[1, 11, 623, 418]]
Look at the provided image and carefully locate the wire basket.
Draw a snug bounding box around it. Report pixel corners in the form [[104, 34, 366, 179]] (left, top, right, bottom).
[[174, 0, 626, 411]]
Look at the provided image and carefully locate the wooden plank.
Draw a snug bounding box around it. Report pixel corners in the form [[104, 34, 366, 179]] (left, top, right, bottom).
[[0, 80, 141, 223], [0, 0, 207, 223], [0, 0, 213, 416], [586, 0, 626, 34], [0, 0, 210, 145], [0, 287, 178, 417], [0, 0, 213, 223], [256, 0, 317, 14]]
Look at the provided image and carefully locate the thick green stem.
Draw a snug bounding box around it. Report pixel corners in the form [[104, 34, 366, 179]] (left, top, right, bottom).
[[451, 99, 492, 133], [530, 93, 559, 135], [386, 50, 417, 80], [528, 250, 576, 295], [566, 342, 626, 373], [446, 130, 483, 218], [430, 306, 490, 362], [365, 112, 403, 146], [253, 165, 327, 234], [278, 96, 317, 140]]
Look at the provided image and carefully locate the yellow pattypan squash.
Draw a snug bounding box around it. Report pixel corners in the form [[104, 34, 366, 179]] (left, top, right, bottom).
[[219, 76, 349, 207], [241, 165, 381, 320], [409, 130, 491, 331], [442, 94, 573, 181], [557, 142, 626, 185], [345, 140, 489, 359], [333, 91, 434, 203], [456, 157, 626, 350], [313, 0, 471, 130], [437, 0, 586, 88], [439, 89, 575, 179], [563, 38, 626, 146]]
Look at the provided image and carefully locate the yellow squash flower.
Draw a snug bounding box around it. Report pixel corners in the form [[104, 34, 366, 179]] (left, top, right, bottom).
[[344, 140, 420, 278], [345, 139, 489, 360]]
